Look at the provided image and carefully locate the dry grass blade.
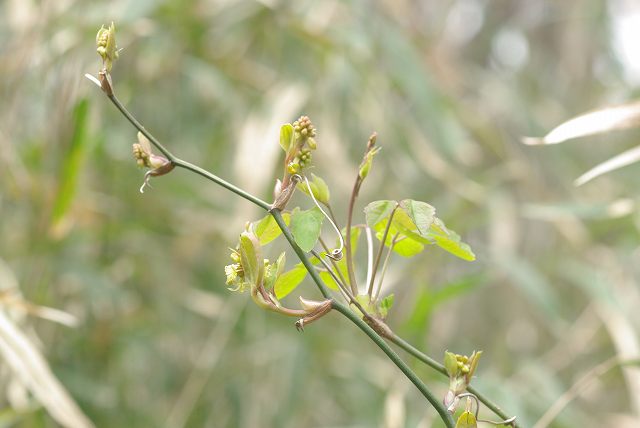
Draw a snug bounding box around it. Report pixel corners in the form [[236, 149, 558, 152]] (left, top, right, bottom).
[[0, 309, 93, 428], [574, 145, 640, 186], [523, 101, 640, 145]]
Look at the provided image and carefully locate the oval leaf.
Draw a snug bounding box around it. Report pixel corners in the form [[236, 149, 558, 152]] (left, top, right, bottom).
[[290, 207, 324, 252], [274, 263, 307, 299]]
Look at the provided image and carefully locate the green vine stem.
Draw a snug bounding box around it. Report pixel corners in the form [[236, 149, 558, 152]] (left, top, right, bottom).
[[95, 82, 514, 427]]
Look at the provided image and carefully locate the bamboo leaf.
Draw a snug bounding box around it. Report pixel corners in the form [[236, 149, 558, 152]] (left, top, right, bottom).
[[523, 101, 640, 145], [50, 98, 91, 238], [574, 144, 640, 186]]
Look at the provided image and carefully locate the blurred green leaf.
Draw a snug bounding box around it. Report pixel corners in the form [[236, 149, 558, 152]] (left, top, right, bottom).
[[50, 98, 91, 238], [290, 207, 324, 252]]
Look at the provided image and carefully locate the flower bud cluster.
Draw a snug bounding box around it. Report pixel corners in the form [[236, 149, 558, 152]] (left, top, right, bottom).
[[286, 116, 317, 174], [443, 350, 482, 410], [96, 22, 119, 72]]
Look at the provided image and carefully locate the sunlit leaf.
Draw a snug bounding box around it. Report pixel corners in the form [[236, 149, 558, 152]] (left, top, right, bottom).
[[399, 199, 435, 236], [389, 237, 424, 257], [254, 212, 291, 245], [290, 207, 324, 252], [364, 200, 397, 228], [574, 144, 640, 186], [274, 263, 307, 299], [523, 101, 640, 145]]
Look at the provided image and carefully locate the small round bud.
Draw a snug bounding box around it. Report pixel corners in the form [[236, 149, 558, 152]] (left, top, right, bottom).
[[301, 128, 308, 137], [287, 162, 300, 174]]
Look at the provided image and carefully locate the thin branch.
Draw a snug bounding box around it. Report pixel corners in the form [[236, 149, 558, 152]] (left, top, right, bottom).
[[344, 176, 362, 295], [105, 92, 270, 210], [367, 205, 398, 297], [373, 233, 399, 301]]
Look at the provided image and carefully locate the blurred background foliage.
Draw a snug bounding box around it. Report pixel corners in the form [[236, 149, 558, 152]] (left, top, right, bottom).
[[1, 0, 640, 427]]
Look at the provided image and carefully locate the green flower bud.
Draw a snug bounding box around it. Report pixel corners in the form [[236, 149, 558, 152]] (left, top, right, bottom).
[[96, 22, 119, 72]]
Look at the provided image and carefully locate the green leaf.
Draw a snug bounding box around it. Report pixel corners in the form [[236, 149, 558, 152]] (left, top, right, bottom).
[[274, 263, 307, 299], [254, 213, 291, 245], [239, 232, 263, 286], [50, 98, 91, 238], [297, 173, 330, 205], [455, 411, 477, 428], [378, 294, 394, 318], [399, 199, 435, 236], [290, 207, 324, 252], [264, 252, 286, 291], [426, 218, 475, 261], [364, 200, 396, 228], [444, 351, 459, 377], [318, 271, 340, 290], [279, 123, 294, 152], [390, 237, 424, 257]]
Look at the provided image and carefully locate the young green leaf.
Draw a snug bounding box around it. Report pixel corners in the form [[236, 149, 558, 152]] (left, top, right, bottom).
[[290, 207, 324, 252], [264, 252, 286, 291], [274, 263, 308, 299], [279, 123, 294, 152], [426, 219, 475, 261], [399, 199, 435, 236], [455, 411, 477, 428], [378, 294, 394, 318], [389, 237, 424, 257], [254, 212, 291, 245], [239, 231, 263, 286], [297, 173, 330, 205], [364, 200, 397, 227]]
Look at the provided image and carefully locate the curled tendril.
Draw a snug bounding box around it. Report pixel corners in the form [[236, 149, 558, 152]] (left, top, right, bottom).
[[297, 174, 344, 259], [139, 171, 153, 193], [455, 393, 517, 426]]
